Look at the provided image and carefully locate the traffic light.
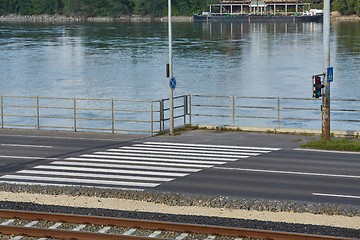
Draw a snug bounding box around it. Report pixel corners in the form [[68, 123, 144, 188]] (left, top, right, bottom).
[[313, 75, 323, 98]]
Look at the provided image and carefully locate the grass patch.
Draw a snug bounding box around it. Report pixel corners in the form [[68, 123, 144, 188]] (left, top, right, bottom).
[[302, 139, 360, 152]]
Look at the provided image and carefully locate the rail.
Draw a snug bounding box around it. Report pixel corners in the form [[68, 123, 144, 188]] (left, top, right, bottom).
[[1, 94, 359, 135], [0, 96, 165, 135], [0, 209, 353, 240], [189, 95, 360, 132]]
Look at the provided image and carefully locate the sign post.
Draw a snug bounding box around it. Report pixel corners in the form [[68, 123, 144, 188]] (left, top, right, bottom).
[[168, 0, 174, 135]]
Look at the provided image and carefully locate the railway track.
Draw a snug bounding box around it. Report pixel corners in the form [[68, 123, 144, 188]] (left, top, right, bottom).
[[0, 209, 354, 240]]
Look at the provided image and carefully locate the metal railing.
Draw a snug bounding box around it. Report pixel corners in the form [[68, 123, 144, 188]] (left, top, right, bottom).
[[189, 94, 360, 131], [0, 96, 165, 135], [1, 94, 359, 134]]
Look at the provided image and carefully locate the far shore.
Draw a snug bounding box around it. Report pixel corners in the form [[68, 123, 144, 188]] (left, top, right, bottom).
[[0, 12, 359, 23], [0, 14, 193, 23]]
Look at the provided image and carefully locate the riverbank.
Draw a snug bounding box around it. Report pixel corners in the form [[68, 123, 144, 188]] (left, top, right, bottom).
[[0, 14, 193, 23], [0, 12, 359, 23]]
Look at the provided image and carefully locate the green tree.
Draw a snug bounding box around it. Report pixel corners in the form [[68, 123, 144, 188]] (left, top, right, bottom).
[[17, 0, 34, 15], [333, 0, 360, 16]]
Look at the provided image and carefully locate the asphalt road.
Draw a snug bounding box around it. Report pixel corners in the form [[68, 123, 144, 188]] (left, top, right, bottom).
[[0, 129, 359, 207]]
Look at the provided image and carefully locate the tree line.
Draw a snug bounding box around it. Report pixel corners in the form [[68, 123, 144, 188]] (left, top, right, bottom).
[[0, 0, 210, 17], [0, 0, 358, 17]]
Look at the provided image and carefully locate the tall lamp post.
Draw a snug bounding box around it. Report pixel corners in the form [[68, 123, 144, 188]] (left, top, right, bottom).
[[168, 0, 175, 135], [322, 0, 331, 140]]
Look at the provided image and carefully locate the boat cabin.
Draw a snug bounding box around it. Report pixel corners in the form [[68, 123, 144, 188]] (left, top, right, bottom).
[[204, 0, 311, 16]]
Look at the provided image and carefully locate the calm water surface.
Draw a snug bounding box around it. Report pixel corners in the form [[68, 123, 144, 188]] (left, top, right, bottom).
[[1, 21, 359, 100]]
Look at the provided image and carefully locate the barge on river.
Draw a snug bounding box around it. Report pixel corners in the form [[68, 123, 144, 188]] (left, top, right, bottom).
[[193, 0, 323, 22]]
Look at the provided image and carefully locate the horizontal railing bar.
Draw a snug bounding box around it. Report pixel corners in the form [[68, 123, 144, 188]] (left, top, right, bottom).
[[236, 116, 277, 120], [236, 106, 276, 110], [114, 120, 152, 123], [280, 97, 319, 101], [281, 107, 318, 111], [332, 119, 360, 123], [2, 96, 37, 99], [38, 117, 74, 120], [331, 109, 360, 112], [192, 105, 231, 108], [76, 118, 112, 121], [38, 106, 74, 110], [282, 118, 320, 121], [36, 126, 75, 130], [192, 114, 231, 118], [3, 105, 36, 108], [2, 114, 36, 118]]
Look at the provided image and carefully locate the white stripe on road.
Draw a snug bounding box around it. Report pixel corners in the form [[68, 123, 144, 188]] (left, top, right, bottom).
[[33, 165, 189, 177], [121, 146, 260, 156], [143, 142, 281, 151], [92, 151, 238, 162], [107, 148, 252, 158], [0, 156, 59, 160], [82, 154, 228, 164], [0, 175, 160, 188], [50, 161, 202, 173], [313, 193, 360, 199], [213, 167, 360, 179], [66, 157, 214, 168], [0, 180, 144, 191], [1, 144, 52, 148], [134, 143, 272, 153], [18, 170, 174, 182]]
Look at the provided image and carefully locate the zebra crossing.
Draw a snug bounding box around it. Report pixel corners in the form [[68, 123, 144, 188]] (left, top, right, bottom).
[[0, 142, 280, 190]]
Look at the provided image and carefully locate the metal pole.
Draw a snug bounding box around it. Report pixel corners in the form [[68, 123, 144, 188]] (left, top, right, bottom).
[[322, 0, 331, 140], [277, 97, 281, 129], [36, 96, 40, 130], [1, 96, 3, 129], [232, 96, 235, 127], [74, 97, 77, 132], [111, 99, 115, 134], [150, 101, 154, 135], [168, 0, 174, 135]]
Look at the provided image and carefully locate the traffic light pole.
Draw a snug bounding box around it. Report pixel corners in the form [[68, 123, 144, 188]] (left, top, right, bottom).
[[322, 0, 331, 140]]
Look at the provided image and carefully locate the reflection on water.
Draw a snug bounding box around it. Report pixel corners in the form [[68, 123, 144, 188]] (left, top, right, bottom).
[[0, 21, 359, 99]]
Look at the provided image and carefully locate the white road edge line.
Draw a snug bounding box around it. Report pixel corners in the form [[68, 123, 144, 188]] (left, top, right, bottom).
[[0, 156, 59, 160], [1, 144, 52, 148], [294, 148, 360, 155], [213, 167, 360, 179], [313, 193, 360, 199]]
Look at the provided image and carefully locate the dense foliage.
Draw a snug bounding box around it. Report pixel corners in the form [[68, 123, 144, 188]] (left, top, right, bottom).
[[332, 0, 359, 15], [0, 0, 210, 17], [0, 0, 359, 17]]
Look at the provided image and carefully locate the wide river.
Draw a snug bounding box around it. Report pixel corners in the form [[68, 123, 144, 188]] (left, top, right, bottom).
[[1, 21, 359, 100], [0, 20, 359, 132]]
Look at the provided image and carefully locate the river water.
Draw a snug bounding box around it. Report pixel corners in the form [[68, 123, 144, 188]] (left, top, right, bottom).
[[0, 21, 359, 131]]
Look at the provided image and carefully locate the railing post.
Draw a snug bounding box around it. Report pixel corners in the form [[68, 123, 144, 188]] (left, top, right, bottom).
[[36, 96, 40, 130], [1, 96, 3, 129], [184, 95, 187, 126], [74, 97, 77, 132], [278, 97, 281, 129], [151, 101, 154, 135], [232, 96, 235, 127], [112, 99, 115, 134], [160, 100, 165, 132], [189, 95, 192, 126]]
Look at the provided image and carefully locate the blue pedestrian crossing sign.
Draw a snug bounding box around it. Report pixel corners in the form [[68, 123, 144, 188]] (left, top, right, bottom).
[[170, 76, 176, 90], [327, 67, 334, 83]]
